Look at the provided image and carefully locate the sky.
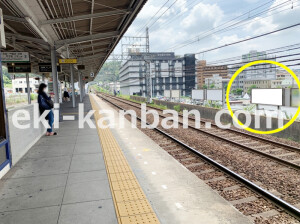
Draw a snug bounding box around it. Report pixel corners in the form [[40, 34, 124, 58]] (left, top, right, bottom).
[[111, 0, 300, 64]]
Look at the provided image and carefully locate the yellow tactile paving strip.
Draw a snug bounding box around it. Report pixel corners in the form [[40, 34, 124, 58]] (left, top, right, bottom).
[[90, 95, 160, 224]]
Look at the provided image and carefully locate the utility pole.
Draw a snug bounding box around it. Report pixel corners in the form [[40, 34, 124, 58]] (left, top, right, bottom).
[[146, 27, 150, 53], [145, 27, 151, 103]]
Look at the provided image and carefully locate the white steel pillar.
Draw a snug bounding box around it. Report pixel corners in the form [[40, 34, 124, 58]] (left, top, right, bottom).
[[70, 65, 76, 107], [26, 73, 31, 104], [51, 46, 59, 103], [78, 71, 83, 103]]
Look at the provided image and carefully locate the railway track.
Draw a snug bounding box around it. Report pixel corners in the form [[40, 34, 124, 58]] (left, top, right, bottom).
[[99, 93, 300, 170], [98, 93, 300, 223], [97, 92, 300, 223]]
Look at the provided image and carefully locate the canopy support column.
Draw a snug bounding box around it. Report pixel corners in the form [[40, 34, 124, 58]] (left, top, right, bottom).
[[26, 73, 31, 104], [51, 46, 59, 104], [70, 65, 75, 107]]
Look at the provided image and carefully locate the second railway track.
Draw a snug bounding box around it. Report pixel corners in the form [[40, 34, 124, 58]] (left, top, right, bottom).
[[99, 93, 300, 170]]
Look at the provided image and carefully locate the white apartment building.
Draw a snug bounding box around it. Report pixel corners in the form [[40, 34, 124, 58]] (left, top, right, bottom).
[[229, 50, 276, 90], [205, 74, 223, 89], [12, 77, 40, 93]]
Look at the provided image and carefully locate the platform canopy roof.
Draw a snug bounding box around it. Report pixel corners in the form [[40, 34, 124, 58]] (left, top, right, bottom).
[[1, 0, 147, 82]]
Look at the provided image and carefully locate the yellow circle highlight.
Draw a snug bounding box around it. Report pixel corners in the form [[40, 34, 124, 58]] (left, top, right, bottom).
[[226, 60, 300, 135]]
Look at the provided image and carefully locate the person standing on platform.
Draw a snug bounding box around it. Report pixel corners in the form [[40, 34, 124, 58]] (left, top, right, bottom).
[[63, 88, 70, 102], [38, 83, 57, 136]]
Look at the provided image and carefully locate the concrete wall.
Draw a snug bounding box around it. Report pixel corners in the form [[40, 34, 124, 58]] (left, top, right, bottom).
[[8, 104, 46, 165], [152, 99, 300, 141], [130, 95, 147, 102], [128, 96, 300, 142]]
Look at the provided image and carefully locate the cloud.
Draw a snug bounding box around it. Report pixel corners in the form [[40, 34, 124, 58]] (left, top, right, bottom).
[[180, 2, 224, 34], [117, 0, 300, 63]]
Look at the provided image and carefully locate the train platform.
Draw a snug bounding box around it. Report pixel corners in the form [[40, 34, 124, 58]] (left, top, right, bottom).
[[0, 95, 252, 224]]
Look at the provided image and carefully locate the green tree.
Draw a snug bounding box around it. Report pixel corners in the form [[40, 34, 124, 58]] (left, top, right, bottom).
[[202, 84, 207, 89], [236, 88, 243, 95], [247, 85, 257, 95], [2, 66, 12, 88], [209, 84, 215, 89], [95, 60, 122, 83]]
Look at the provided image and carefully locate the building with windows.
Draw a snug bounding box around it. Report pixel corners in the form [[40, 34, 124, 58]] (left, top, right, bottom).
[[271, 80, 283, 88], [119, 52, 196, 97], [12, 77, 40, 93], [196, 60, 228, 89], [229, 50, 276, 90], [205, 74, 223, 89], [244, 80, 272, 93]]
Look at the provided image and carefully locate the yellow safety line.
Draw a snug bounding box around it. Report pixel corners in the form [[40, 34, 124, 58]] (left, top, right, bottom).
[[90, 95, 160, 224]]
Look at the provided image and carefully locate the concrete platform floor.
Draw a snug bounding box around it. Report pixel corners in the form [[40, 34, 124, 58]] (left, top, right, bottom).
[[93, 95, 253, 224], [0, 94, 253, 224], [0, 96, 118, 224]]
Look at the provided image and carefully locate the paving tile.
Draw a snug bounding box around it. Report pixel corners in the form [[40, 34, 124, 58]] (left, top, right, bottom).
[[63, 179, 112, 204], [24, 144, 75, 159], [76, 134, 100, 144], [58, 200, 118, 224], [74, 142, 102, 155], [9, 156, 72, 178], [77, 128, 98, 136], [54, 129, 78, 137], [67, 170, 108, 185], [0, 185, 64, 212], [0, 174, 67, 200], [69, 154, 105, 172], [0, 206, 60, 224], [36, 136, 77, 146]]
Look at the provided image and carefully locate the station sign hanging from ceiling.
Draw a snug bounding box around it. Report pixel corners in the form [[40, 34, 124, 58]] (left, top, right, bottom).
[[7, 63, 31, 73], [38, 63, 61, 73], [77, 65, 85, 70], [1, 52, 30, 63], [59, 58, 77, 64]]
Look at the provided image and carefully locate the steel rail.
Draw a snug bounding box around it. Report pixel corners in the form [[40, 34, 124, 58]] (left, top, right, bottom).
[[99, 93, 300, 170], [102, 93, 300, 152], [98, 93, 300, 221]]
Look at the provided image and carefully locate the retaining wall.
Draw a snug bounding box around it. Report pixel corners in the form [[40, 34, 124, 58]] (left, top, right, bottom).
[[129, 96, 300, 141]]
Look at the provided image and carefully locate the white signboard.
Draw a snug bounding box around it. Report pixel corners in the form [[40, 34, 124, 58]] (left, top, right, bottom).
[[0, 8, 6, 48], [171, 90, 180, 98], [1, 52, 30, 62], [251, 89, 283, 106], [192, 89, 204, 100], [164, 90, 171, 98], [207, 89, 223, 101]]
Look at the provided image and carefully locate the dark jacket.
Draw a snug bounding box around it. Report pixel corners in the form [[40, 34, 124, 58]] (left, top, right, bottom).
[[38, 92, 52, 117]]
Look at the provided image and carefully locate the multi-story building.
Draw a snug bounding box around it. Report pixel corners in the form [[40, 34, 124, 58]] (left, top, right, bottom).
[[230, 50, 276, 90], [119, 52, 196, 97], [196, 60, 228, 89], [204, 74, 223, 89], [244, 80, 272, 93], [271, 80, 282, 88], [12, 77, 40, 93]]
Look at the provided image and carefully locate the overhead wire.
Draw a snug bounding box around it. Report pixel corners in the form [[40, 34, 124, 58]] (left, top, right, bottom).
[[194, 22, 300, 55], [167, 0, 294, 51], [135, 0, 171, 36]]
